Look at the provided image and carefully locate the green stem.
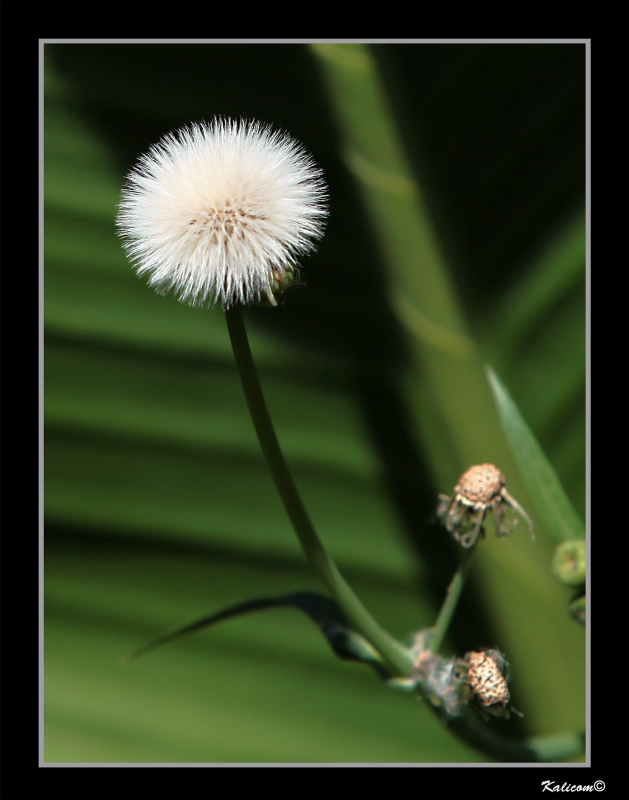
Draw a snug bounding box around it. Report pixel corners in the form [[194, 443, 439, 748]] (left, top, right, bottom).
[[526, 730, 585, 763], [428, 544, 477, 654], [224, 305, 414, 678], [449, 713, 584, 762]]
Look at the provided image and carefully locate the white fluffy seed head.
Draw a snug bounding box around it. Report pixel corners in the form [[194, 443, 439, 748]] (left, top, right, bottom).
[[116, 118, 328, 308]]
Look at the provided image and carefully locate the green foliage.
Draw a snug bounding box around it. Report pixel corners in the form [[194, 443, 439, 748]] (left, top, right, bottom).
[[44, 43, 585, 762], [486, 366, 584, 544]]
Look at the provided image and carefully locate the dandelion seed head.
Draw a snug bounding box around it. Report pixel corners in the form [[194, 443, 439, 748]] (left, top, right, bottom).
[[116, 119, 328, 308]]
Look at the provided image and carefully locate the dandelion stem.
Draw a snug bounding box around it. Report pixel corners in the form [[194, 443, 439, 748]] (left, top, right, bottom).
[[225, 304, 414, 678], [428, 544, 477, 654]]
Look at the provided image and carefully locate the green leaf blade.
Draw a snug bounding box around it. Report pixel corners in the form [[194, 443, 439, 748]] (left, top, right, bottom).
[[486, 366, 584, 543]]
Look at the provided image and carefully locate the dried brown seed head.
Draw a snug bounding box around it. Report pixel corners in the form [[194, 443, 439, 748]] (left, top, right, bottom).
[[466, 650, 510, 709], [454, 464, 505, 506], [437, 463, 533, 548]]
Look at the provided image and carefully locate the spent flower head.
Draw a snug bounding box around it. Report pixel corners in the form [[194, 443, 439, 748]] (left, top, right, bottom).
[[437, 463, 534, 549], [116, 118, 328, 308]]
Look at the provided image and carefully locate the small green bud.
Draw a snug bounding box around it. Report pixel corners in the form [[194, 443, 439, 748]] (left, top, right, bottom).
[[568, 593, 586, 625], [551, 540, 586, 586]]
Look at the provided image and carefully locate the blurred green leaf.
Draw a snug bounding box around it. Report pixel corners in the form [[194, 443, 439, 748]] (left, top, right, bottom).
[[489, 214, 585, 359], [486, 366, 585, 543]]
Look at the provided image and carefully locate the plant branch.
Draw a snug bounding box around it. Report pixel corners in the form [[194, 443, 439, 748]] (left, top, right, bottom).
[[224, 304, 414, 678], [428, 544, 477, 654]]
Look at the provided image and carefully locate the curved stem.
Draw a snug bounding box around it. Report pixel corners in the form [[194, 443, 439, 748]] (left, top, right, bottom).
[[428, 544, 477, 654], [225, 305, 414, 678], [449, 713, 584, 762]]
